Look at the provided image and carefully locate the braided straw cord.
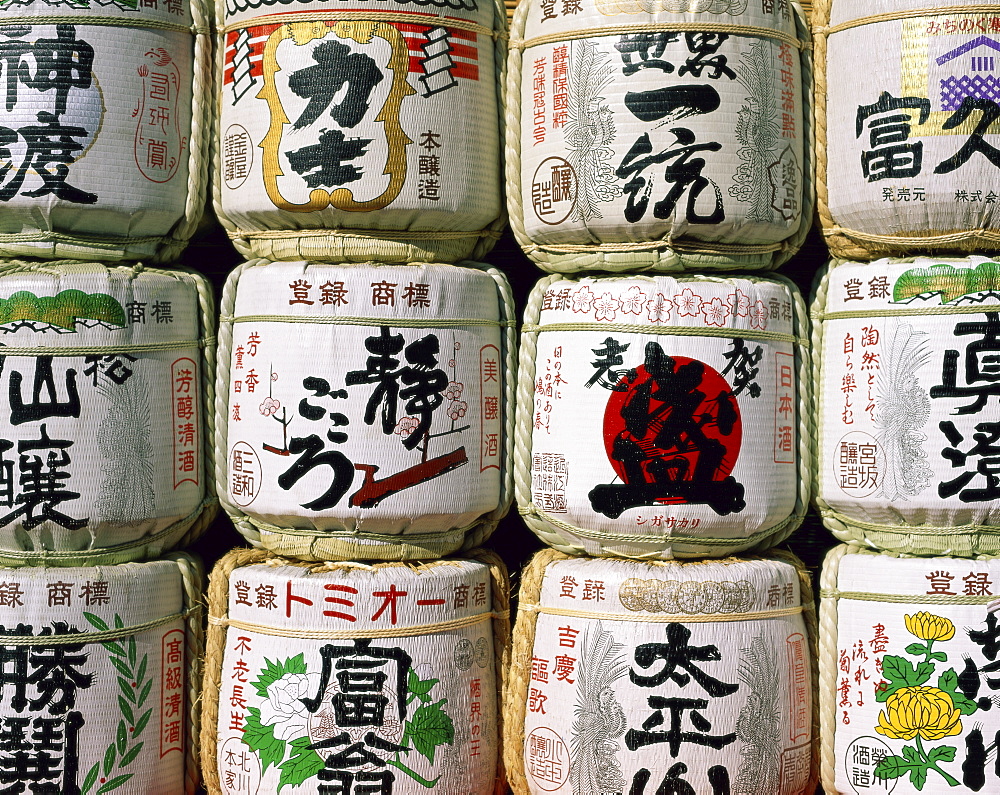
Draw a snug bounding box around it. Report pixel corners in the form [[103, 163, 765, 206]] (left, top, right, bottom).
[[504, 2, 813, 273], [214, 1, 506, 264], [155, 0, 213, 264], [0, 261, 216, 564], [772, 547, 820, 795], [462, 267, 518, 551], [201, 548, 510, 794], [812, 1, 1000, 259], [514, 273, 809, 559], [810, 259, 1000, 556], [503, 547, 561, 795], [216, 260, 515, 560], [818, 543, 847, 794], [168, 552, 208, 795]]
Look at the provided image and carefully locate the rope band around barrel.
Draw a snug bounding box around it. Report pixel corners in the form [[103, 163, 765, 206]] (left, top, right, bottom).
[[817, 5, 1000, 37], [232, 227, 505, 242], [821, 588, 1000, 607], [209, 610, 502, 639], [520, 602, 803, 623], [512, 21, 806, 51], [0, 14, 205, 34], [815, 304, 1000, 321], [0, 607, 201, 646], [522, 321, 803, 346], [223, 314, 512, 328], [223, 10, 501, 39], [0, 338, 215, 357]]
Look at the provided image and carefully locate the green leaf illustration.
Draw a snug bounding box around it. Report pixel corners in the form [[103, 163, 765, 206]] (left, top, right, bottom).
[[906, 643, 928, 656], [242, 707, 287, 772], [253, 654, 307, 698], [116, 721, 127, 754], [407, 669, 440, 704], [930, 651, 948, 663], [83, 612, 109, 632], [133, 709, 152, 737], [928, 746, 957, 764], [938, 669, 979, 716], [103, 743, 116, 777], [874, 753, 921, 781], [277, 737, 325, 791], [405, 699, 455, 765], [83, 763, 100, 794], [119, 742, 143, 768], [914, 661, 935, 686]]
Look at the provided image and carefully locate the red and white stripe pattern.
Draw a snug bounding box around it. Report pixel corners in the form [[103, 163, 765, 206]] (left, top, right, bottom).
[[223, 16, 480, 90]]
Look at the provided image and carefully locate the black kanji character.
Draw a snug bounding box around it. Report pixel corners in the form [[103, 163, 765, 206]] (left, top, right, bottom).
[[287, 41, 383, 130]]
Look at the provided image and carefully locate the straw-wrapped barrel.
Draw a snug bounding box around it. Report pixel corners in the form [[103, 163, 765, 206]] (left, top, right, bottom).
[[516, 272, 810, 558], [0, 2, 211, 262], [0, 261, 216, 567], [215, 0, 507, 263], [506, 0, 813, 272], [505, 548, 818, 794], [820, 544, 1000, 794], [0, 553, 204, 795], [817, 0, 1000, 258], [201, 548, 509, 794], [216, 260, 515, 560], [814, 256, 1000, 556]]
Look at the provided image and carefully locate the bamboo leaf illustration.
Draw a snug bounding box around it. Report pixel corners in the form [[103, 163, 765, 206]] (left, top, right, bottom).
[[83, 612, 109, 632], [97, 773, 134, 794], [103, 743, 116, 777], [82, 762, 100, 794], [134, 709, 152, 737], [119, 742, 143, 769], [116, 720, 127, 754]]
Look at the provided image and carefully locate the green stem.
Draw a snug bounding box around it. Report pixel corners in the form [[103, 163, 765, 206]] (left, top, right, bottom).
[[924, 640, 935, 666], [385, 758, 440, 789], [916, 735, 960, 788]]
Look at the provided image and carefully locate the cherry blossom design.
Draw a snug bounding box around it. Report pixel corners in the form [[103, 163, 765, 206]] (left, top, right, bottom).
[[394, 416, 420, 437], [444, 381, 464, 401], [702, 296, 732, 327], [447, 400, 468, 420], [750, 300, 768, 330], [674, 287, 703, 317], [645, 293, 672, 323], [572, 286, 595, 314], [622, 286, 647, 315], [594, 292, 623, 322], [259, 396, 281, 416], [730, 289, 750, 317]]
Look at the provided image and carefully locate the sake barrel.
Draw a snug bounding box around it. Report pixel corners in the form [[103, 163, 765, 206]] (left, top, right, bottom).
[[819, 544, 1000, 794], [817, 0, 1000, 259], [202, 548, 509, 795], [215, 0, 506, 264], [516, 272, 810, 559], [0, 553, 204, 795], [0, 261, 215, 567], [505, 548, 818, 795], [0, 2, 210, 263], [217, 260, 515, 561], [506, 0, 812, 273], [813, 256, 1000, 557]]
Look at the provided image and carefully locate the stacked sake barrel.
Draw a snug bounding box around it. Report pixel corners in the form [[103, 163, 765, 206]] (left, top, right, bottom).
[[815, 2, 1000, 791], [203, 0, 515, 789], [503, 1, 819, 792], [0, 3, 214, 791]]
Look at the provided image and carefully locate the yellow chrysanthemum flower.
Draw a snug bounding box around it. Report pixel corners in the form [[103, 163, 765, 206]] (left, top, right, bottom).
[[875, 686, 963, 741], [904, 612, 956, 642]]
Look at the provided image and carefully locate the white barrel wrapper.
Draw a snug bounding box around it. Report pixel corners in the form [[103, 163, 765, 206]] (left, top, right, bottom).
[[820, 0, 1000, 258], [0, 554, 203, 795], [507, 0, 811, 272], [216, 0, 504, 263], [506, 550, 816, 795], [203, 550, 507, 795], [814, 257, 1000, 556], [218, 260, 513, 560], [0, 262, 213, 566], [516, 273, 809, 559], [0, 1, 208, 262], [820, 545, 1000, 794]]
